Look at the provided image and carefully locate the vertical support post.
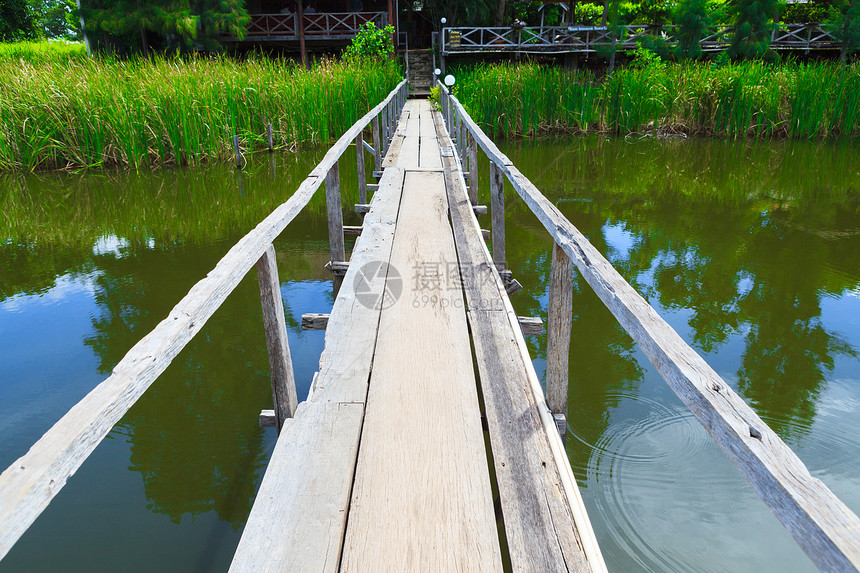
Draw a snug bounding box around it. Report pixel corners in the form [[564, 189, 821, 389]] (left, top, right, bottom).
[[489, 161, 505, 269], [233, 135, 241, 169], [355, 131, 367, 204], [372, 115, 382, 171], [267, 123, 274, 152], [382, 104, 389, 157], [546, 242, 575, 440], [468, 132, 478, 205], [325, 163, 346, 295], [296, 5, 308, 69], [256, 244, 298, 432]]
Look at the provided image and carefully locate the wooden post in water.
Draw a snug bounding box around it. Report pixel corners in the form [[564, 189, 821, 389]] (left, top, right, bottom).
[[325, 163, 346, 295], [267, 123, 274, 152], [372, 115, 382, 172], [490, 161, 505, 270], [256, 244, 298, 432], [468, 133, 478, 205], [546, 242, 574, 439], [355, 132, 367, 204], [233, 134, 241, 169]]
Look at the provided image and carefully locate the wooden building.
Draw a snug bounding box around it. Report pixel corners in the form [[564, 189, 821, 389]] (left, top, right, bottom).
[[226, 0, 400, 65]]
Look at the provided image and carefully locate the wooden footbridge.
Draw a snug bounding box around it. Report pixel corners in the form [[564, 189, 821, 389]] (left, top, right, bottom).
[[2, 80, 860, 572]]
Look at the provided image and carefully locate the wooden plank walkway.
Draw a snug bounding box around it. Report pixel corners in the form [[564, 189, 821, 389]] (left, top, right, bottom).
[[230, 99, 606, 572]]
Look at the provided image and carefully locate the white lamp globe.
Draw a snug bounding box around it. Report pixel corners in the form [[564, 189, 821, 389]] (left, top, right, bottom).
[[440, 17, 447, 24], [434, 68, 441, 76], [444, 75, 455, 87]]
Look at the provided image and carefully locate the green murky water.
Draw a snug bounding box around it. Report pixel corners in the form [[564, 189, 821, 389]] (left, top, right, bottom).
[[1, 136, 859, 572]]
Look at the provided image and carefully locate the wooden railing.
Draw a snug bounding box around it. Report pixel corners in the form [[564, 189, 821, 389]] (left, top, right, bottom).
[[242, 11, 387, 40], [441, 23, 838, 54], [0, 79, 409, 563], [436, 80, 860, 573]]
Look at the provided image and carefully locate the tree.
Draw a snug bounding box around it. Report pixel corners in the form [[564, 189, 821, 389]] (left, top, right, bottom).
[[82, 0, 248, 53], [674, 0, 721, 59], [0, 0, 41, 41], [825, 0, 860, 62], [728, 0, 781, 61]]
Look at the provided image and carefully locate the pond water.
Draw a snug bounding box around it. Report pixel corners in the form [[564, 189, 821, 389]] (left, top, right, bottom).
[[1, 135, 858, 572]]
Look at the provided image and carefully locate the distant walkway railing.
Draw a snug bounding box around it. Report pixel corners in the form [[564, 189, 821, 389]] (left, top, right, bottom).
[[242, 11, 387, 41], [0, 79, 408, 562], [441, 22, 838, 54], [437, 80, 860, 572]]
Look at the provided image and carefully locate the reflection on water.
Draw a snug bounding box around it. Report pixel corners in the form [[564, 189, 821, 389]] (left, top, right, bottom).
[[1, 135, 859, 571], [0, 150, 359, 572], [497, 136, 860, 572]]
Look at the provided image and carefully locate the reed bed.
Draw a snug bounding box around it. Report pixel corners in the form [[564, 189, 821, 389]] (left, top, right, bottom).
[[454, 61, 860, 140], [0, 55, 401, 171]]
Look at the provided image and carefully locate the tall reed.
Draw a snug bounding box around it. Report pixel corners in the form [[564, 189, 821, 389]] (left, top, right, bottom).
[[453, 61, 860, 140], [0, 54, 401, 171]]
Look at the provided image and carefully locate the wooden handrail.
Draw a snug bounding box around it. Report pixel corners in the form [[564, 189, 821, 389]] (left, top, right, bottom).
[[441, 23, 839, 54], [0, 78, 407, 562], [437, 81, 860, 573]]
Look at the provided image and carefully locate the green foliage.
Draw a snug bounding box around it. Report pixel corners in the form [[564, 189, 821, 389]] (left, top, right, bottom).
[[728, 0, 781, 61], [343, 21, 395, 62], [781, 0, 828, 23], [0, 56, 402, 170], [0, 0, 42, 41], [454, 61, 860, 140], [82, 0, 250, 52], [824, 0, 860, 61], [628, 44, 666, 68], [429, 85, 441, 110], [674, 0, 722, 59]]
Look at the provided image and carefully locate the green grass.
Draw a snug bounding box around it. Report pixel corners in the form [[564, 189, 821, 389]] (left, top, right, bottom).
[[0, 40, 88, 65], [453, 61, 860, 140], [0, 54, 401, 171]]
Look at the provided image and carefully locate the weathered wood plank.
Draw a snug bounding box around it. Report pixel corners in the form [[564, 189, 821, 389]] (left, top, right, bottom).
[[341, 170, 502, 572], [231, 166, 407, 572], [301, 313, 330, 330], [355, 132, 367, 204], [546, 242, 574, 426], [518, 316, 544, 336], [372, 115, 382, 171], [434, 108, 607, 573], [343, 225, 362, 236], [443, 86, 860, 572], [229, 402, 364, 573], [256, 244, 298, 431], [468, 132, 479, 204], [490, 161, 505, 270]]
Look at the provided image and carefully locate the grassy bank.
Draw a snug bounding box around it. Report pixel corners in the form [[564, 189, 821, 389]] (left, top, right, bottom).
[[453, 61, 860, 140], [0, 53, 401, 170]]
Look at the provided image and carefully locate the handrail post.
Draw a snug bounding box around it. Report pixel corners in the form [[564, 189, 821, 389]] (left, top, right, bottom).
[[489, 161, 505, 269], [256, 244, 298, 432], [468, 132, 478, 205], [355, 132, 366, 204], [325, 162, 346, 295], [372, 114, 382, 171], [546, 242, 574, 440]]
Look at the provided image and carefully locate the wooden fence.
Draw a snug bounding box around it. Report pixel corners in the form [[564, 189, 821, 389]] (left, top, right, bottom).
[[437, 80, 860, 573], [0, 79, 408, 563], [242, 11, 387, 41], [441, 23, 839, 54]]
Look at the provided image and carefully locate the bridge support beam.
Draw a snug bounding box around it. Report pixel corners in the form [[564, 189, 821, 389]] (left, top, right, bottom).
[[355, 132, 367, 204], [490, 161, 505, 271], [546, 242, 574, 439], [325, 163, 346, 295], [256, 244, 299, 432]]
